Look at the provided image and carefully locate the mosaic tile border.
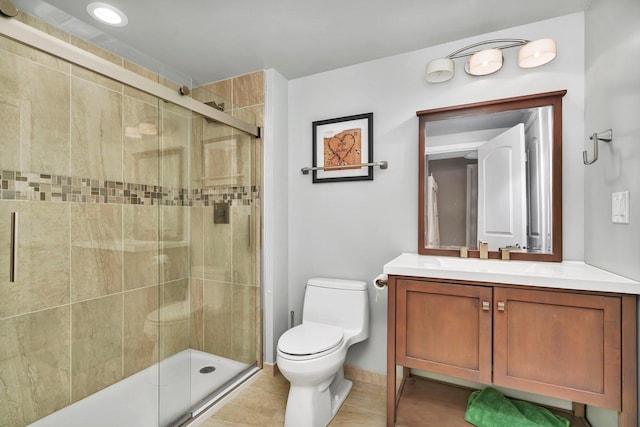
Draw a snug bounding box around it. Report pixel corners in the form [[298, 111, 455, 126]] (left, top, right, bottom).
[[0, 170, 260, 206]]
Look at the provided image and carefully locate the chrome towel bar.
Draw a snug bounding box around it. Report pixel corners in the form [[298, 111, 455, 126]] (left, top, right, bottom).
[[301, 160, 388, 175]]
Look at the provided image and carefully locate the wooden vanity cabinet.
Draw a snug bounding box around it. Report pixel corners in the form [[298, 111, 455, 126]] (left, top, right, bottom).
[[387, 275, 638, 427]]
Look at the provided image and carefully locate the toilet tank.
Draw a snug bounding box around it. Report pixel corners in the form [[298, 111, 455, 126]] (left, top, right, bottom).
[[302, 278, 369, 344]]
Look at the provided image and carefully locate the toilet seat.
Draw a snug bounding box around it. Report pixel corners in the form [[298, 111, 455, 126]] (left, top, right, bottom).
[[278, 322, 343, 359]]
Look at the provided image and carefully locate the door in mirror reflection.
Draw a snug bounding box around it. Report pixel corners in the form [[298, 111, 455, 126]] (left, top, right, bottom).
[[478, 123, 527, 252]]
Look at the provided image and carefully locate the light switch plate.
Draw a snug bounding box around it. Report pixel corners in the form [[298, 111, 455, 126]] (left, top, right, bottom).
[[612, 191, 630, 224]]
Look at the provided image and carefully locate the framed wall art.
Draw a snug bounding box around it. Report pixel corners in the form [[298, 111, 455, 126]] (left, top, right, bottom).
[[312, 112, 374, 183]]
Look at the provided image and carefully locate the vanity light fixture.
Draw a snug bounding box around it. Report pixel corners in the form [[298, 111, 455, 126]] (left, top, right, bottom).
[[86, 2, 128, 27], [425, 38, 556, 83]]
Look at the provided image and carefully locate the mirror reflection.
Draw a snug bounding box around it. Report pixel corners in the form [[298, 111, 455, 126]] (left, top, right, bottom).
[[425, 106, 553, 253], [418, 90, 565, 261]]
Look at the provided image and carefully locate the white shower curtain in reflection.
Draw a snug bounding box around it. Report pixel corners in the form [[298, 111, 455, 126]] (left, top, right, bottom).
[[427, 174, 440, 247]]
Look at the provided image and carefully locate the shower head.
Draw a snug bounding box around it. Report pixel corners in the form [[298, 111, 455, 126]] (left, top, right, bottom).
[[205, 100, 225, 112], [0, 0, 18, 17], [203, 100, 225, 123]]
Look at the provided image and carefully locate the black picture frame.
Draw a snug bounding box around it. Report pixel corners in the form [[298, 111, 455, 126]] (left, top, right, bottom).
[[311, 112, 374, 183]]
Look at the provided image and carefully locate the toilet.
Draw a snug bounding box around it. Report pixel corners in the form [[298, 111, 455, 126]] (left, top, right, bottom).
[[277, 277, 369, 427]]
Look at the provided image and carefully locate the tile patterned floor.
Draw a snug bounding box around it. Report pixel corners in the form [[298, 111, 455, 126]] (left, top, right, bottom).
[[200, 371, 387, 426]]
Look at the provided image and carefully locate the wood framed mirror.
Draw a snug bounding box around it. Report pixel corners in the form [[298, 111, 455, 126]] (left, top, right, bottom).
[[418, 90, 566, 262]]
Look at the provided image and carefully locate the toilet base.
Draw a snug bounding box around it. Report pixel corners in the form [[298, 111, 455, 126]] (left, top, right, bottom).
[[329, 374, 352, 416], [283, 368, 353, 427]]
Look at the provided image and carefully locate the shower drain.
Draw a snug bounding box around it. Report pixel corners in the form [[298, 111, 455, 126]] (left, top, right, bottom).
[[199, 366, 216, 374]]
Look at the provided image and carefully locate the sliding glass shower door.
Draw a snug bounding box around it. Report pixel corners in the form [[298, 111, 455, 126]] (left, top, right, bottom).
[[157, 89, 261, 426], [0, 14, 260, 427]]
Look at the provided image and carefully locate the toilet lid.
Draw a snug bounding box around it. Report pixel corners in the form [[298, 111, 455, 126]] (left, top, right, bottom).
[[278, 323, 343, 356]]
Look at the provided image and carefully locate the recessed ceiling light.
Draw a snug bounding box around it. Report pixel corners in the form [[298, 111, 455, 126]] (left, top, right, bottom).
[[86, 2, 128, 27]]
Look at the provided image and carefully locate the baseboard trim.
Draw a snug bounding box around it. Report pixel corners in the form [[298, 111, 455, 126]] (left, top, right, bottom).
[[344, 364, 386, 387], [262, 362, 280, 377]]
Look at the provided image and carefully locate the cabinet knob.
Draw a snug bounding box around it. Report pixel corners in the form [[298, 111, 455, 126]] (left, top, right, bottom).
[[497, 301, 505, 312], [482, 301, 490, 311]]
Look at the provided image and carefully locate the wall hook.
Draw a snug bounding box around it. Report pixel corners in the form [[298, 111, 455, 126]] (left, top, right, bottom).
[[583, 129, 613, 165]]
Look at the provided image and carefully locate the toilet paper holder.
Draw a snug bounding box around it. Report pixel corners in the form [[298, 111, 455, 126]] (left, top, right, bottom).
[[373, 274, 388, 303], [374, 276, 388, 288]]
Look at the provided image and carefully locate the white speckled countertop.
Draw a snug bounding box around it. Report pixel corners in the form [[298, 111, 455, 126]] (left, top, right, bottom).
[[383, 253, 640, 294]]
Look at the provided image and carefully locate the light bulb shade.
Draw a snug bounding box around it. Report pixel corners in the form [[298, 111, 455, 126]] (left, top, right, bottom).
[[467, 49, 503, 76], [518, 38, 556, 68], [425, 58, 455, 83]]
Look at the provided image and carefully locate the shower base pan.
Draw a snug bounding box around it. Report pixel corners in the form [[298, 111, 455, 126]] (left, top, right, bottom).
[[30, 349, 255, 427]]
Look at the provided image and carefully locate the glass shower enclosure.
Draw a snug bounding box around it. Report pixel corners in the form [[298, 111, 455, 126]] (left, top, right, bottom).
[[0, 10, 261, 427]]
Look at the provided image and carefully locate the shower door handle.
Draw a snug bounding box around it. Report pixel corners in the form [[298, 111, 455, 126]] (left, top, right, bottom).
[[247, 214, 252, 248], [10, 212, 18, 282]]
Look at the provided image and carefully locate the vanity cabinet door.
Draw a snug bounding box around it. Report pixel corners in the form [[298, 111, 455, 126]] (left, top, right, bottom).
[[396, 279, 493, 384], [493, 287, 621, 410]]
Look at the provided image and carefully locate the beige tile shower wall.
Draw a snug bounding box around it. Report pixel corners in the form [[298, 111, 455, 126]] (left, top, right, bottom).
[[191, 72, 264, 366], [0, 44, 70, 176], [123, 285, 158, 377], [0, 202, 70, 318], [70, 203, 123, 302], [71, 294, 123, 402], [0, 306, 71, 425]]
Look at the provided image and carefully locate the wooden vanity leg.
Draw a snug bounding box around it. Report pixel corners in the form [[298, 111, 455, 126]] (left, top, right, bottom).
[[387, 276, 397, 427], [619, 295, 637, 427]]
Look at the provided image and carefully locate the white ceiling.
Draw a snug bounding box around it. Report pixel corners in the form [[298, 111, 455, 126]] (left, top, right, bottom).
[[12, 0, 590, 85]]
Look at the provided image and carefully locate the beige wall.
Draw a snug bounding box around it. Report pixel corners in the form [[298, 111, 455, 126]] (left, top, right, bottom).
[[0, 14, 262, 427]]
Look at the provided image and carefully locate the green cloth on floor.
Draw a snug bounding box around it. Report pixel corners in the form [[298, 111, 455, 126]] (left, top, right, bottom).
[[464, 387, 570, 427]]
